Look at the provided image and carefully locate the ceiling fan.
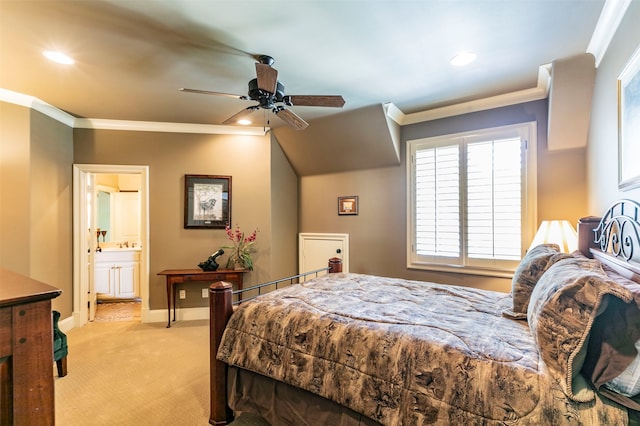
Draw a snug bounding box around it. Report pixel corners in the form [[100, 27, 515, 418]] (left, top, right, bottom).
[[180, 55, 345, 130]]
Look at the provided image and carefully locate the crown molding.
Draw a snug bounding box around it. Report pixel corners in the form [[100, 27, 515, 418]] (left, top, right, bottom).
[[587, 0, 632, 67], [0, 88, 76, 127], [74, 118, 267, 136], [385, 0, 631, 126], [0, 88, 268, 136], [388, 64, 551, 126]]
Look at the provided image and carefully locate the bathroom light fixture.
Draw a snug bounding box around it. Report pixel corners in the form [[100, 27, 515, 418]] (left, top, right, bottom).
[[43, 50, 75, 65], [450, 51, 477, 67]]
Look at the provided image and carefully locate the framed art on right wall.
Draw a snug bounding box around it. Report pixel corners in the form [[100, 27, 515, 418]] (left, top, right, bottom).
[[338, 196, 358, 215], [618, 45, 640, 190]]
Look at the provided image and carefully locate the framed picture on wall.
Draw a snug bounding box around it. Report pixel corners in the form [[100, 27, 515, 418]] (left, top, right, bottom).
[[184, 175, 231, 228], [338, 196, 358, 215], [618, 45, 640, 191]]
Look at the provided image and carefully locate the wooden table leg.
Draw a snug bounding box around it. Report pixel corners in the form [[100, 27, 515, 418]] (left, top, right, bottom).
[[172, 283, 177, 323], [166, 278, 172, 328]]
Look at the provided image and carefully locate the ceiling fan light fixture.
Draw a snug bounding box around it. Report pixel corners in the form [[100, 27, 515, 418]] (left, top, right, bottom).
[[450, 51, 477, 67], [181, 55, 344, 130], [43, 50, 75, 65]]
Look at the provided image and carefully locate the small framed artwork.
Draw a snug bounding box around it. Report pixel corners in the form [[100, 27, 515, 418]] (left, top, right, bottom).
[[618, 45, 640, 191], [338, 196, 358, 215], [184, 175, 231, 229]]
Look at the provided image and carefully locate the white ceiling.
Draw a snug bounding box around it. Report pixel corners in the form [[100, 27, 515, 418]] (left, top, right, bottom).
[[0, 0, 608, 130]]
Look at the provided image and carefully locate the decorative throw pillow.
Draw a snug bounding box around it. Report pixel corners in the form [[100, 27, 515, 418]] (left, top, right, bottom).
[[527, 256, 633, 402], [502, 244, 570, 320]]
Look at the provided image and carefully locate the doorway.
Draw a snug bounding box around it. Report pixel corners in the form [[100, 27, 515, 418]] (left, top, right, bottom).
[[72, 164, 150, 328]]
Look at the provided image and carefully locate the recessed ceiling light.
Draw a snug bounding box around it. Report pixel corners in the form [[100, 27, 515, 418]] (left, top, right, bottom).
[[43, 50, 75, 65], [450, 51, 477, 67], [237, 119, 252, 125]]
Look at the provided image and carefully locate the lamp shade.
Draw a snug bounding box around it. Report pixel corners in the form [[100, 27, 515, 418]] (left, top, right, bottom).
[[529, 220, 578, 253]]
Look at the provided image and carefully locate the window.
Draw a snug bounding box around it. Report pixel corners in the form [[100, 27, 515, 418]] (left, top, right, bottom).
[[407, 122, 537, 277]]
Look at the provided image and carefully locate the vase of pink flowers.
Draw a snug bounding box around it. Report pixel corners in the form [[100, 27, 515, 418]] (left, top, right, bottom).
[[222, 224, 258, 270]]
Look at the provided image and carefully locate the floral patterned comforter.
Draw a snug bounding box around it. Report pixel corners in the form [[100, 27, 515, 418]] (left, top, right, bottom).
[[217, 273, 626, 425]]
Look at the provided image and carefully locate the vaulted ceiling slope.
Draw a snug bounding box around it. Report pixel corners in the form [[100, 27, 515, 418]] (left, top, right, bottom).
[[273, 104, 401, 176]]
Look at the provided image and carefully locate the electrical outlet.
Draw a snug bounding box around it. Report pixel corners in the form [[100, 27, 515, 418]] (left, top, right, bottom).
[[179, 289, 186, 299], [202, 288, 208, 298]]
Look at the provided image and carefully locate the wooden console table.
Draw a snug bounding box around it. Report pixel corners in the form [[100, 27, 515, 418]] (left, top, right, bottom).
[[0, 268, 62, 426], [157, 269, 246, 328]]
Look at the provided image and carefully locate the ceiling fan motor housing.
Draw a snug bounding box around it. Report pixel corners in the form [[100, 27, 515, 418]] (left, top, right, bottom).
[[248, 78, 285, 109]]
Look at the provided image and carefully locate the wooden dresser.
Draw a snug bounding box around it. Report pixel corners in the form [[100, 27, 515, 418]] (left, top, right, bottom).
[[0, 268, 62, 426]]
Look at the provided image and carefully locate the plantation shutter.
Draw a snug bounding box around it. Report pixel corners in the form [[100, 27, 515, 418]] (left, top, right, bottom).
[[409, 123, 532, 274], [414, 144, 460, 260], [466, 137, 522, 262]]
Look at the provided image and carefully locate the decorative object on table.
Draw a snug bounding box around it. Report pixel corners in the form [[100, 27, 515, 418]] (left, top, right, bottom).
[[222, 224, 258, 270], [184, 174, 232, 229], [198, 249, 225, 271], [96, 228, 102, 252], [338, 195, 358, 215], [618, 44, 640, 191]]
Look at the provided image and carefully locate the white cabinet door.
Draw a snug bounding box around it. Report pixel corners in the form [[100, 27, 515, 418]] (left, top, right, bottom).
[[95, 262, 115, 297], [116, 262, 140, 299], [299, 233, 349, 280], [95, 250, 140, 299]]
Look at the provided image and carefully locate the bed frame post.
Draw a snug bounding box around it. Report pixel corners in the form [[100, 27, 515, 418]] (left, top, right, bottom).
[[209, 281, 234, 425], [328, 257, 343, 273], [577, 216, 601, 258]]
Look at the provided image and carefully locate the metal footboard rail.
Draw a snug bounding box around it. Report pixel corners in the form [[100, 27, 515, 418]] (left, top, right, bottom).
[[209, 257, 343, 425], [232, 267, 329, 305]]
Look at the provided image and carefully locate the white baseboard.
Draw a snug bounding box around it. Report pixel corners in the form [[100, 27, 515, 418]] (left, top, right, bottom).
[[59, 315, 76, 333], [144, 307, 210, 324], [63, 307, 210, 332]]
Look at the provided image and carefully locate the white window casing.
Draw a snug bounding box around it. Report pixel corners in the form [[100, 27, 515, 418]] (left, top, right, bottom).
[[407, 122, 537, 277]]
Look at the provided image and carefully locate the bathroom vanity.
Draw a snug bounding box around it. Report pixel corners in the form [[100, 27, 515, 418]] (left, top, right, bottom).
[[94, 249, 141, 299]]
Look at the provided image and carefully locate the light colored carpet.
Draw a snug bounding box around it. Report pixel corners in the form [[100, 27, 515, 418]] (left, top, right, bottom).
[[55, 318, 271, 425], [56, 319, 212, 425]]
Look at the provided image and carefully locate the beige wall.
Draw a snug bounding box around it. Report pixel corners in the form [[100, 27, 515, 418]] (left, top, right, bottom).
[[587, 0, 640, 213], [0, 103, 74, 315], [74, 128, 297, 310], [269, 135, 299, 279], [299, 99, 589, 292], [1, 102, 31, 274]]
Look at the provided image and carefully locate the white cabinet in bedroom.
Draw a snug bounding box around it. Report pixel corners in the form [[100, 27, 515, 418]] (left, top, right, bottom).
[[94, 250, 140, 299]]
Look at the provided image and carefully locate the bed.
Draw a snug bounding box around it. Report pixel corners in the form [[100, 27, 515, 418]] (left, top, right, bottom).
[[208, 199, 640, 425]]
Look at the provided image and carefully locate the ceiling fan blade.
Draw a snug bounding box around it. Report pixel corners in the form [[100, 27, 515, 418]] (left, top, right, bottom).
[[180, 88, 247, 100], [222, 106, 260, 125], [255, 63, 278, 94], [274, 108, 308, 130], [287, 95, 345, 108]]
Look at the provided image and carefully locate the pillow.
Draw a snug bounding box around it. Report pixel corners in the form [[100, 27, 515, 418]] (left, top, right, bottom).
[[502, 244, 570, 320], [527, 256, 633, 402]]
